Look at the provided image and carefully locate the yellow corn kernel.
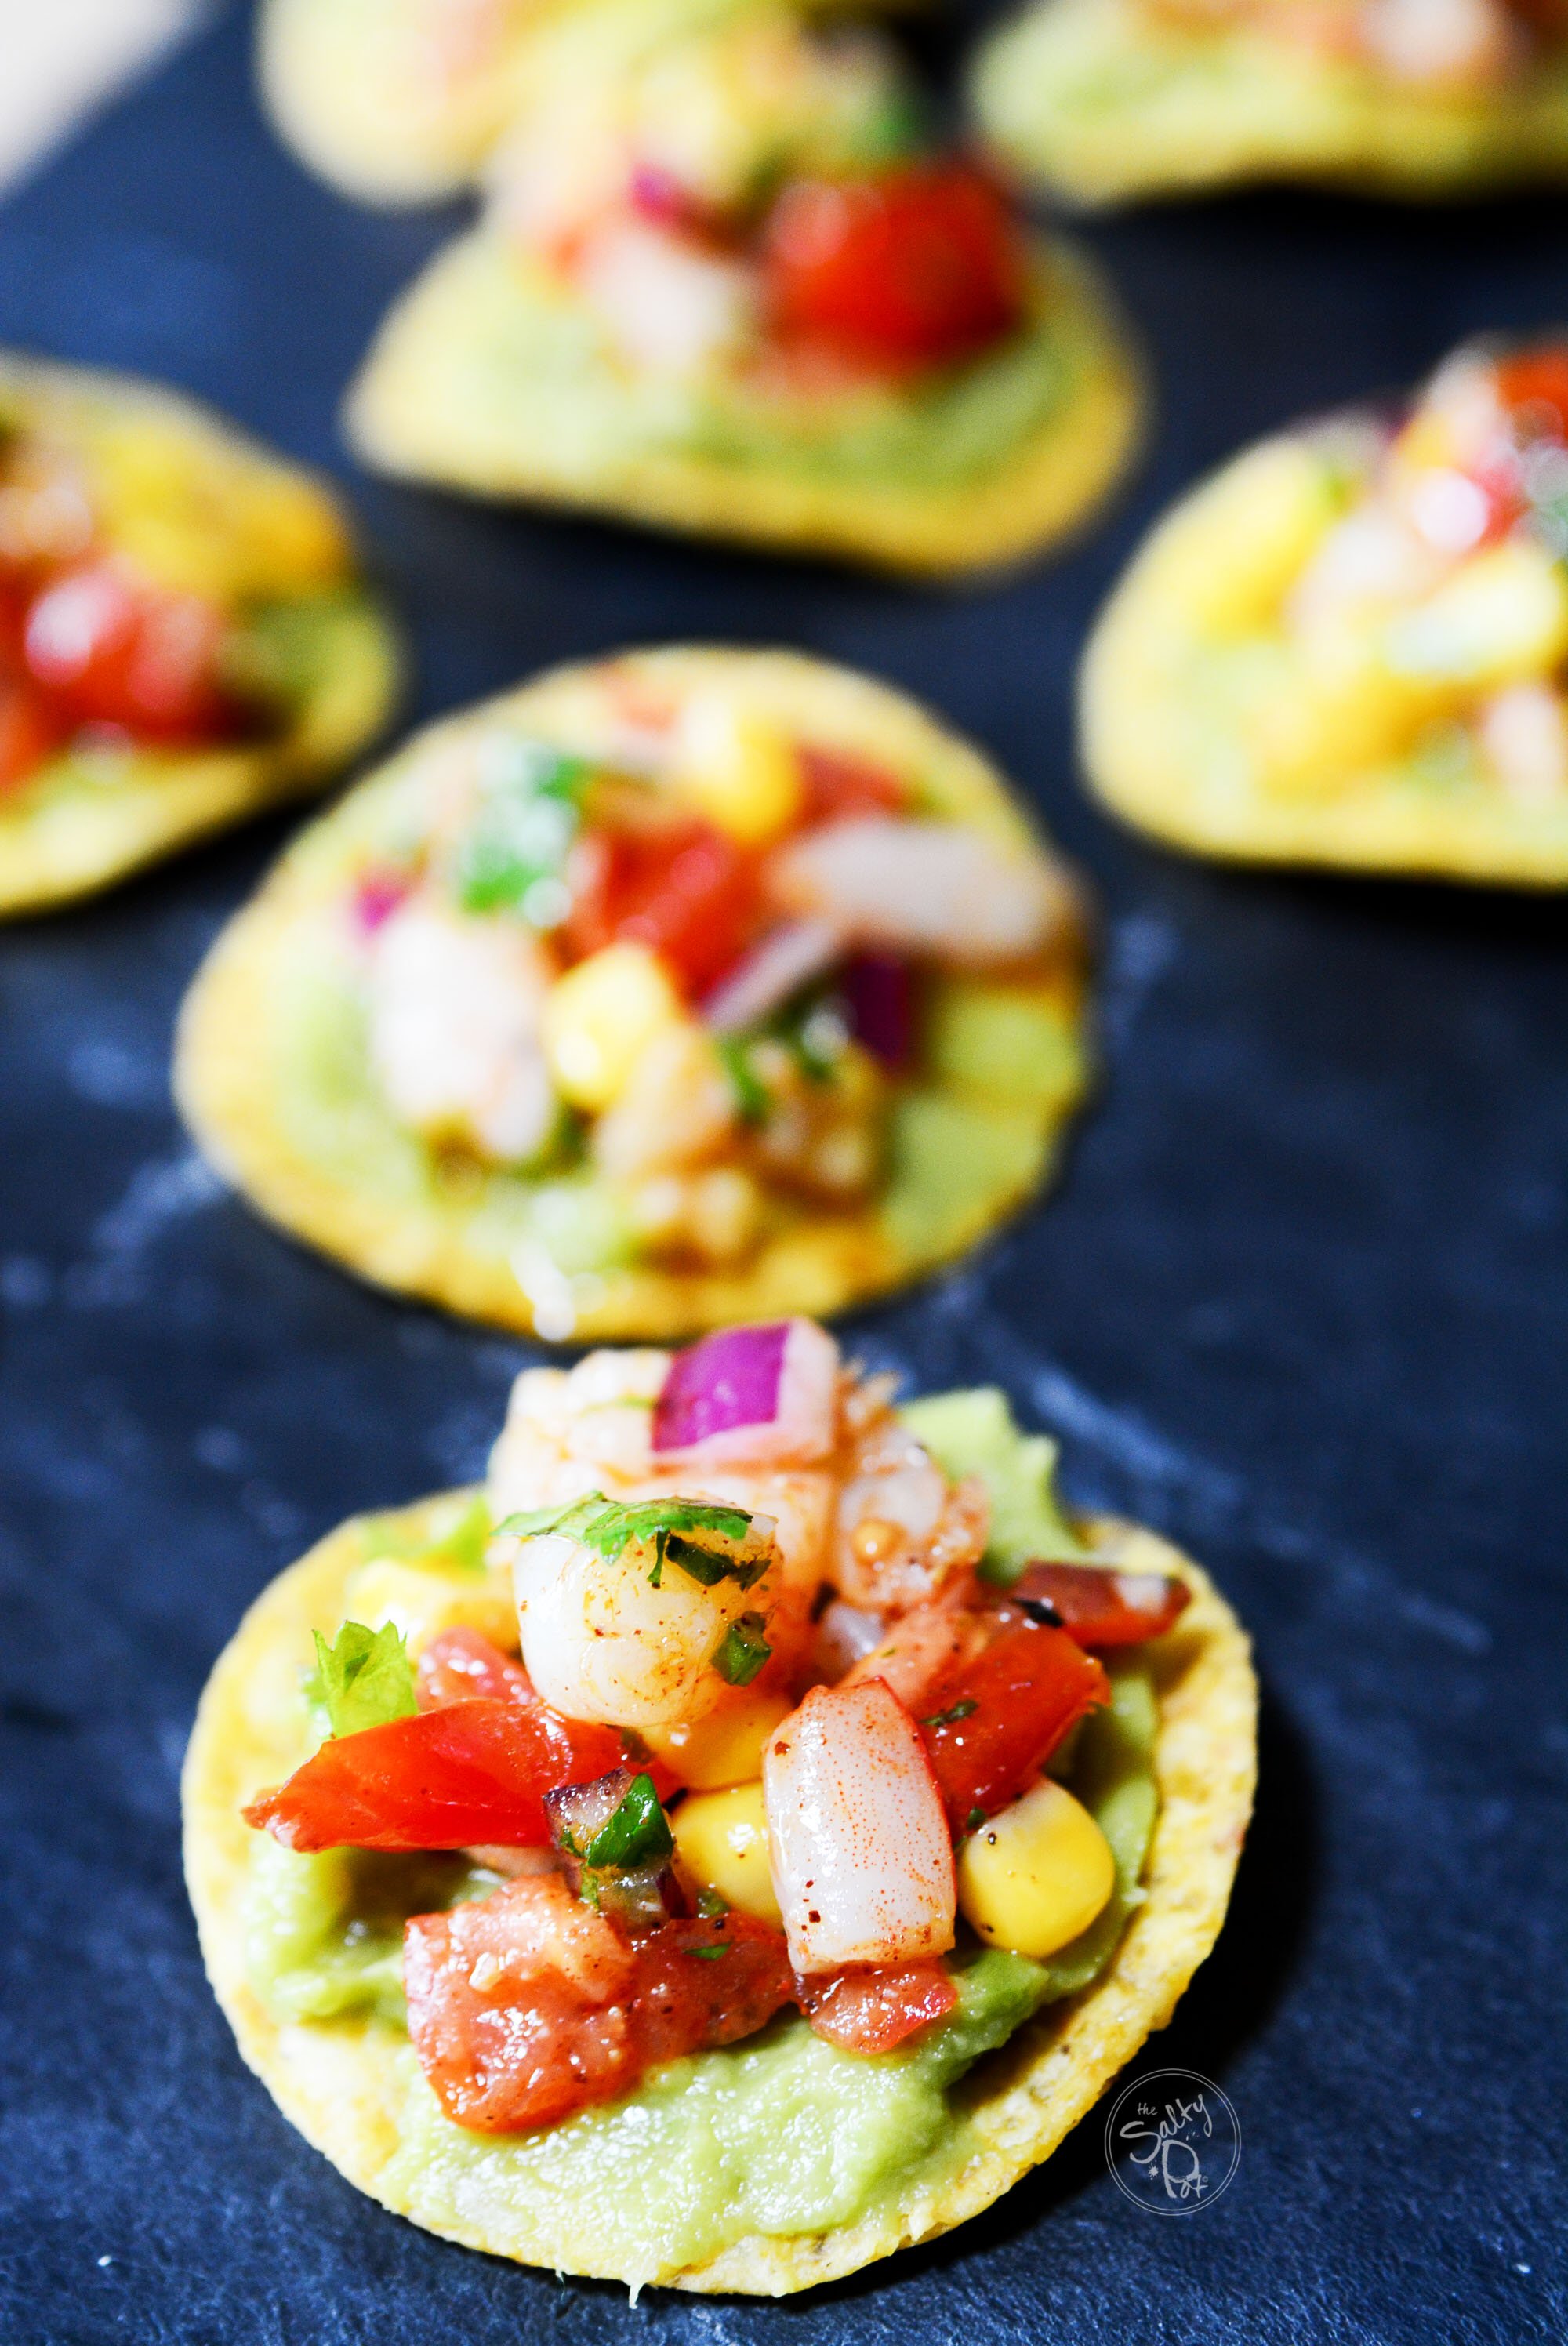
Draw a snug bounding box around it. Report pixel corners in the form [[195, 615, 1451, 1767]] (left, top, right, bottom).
[[1385, 542, 1568, 692], [649, 1686, 792, 1789], [542, 946, 684, 1113], [673, 695, 803, 846], [1149, 440, 1344, 636], [342, 1560, 518, 1658], [672, 1781, 781, 1923], [957, 1778, 1116, 1958]]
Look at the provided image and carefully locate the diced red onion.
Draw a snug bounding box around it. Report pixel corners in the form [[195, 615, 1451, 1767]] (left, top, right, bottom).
[[352, 870, 412, 936], [652, 1316, 840, 1466], [701, 919, 844, 1035], [842, 951, 913, 1069]]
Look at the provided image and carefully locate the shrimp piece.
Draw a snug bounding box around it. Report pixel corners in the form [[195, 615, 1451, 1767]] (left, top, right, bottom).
[[510, 1497, 782, 1729], [366, 893, 557, 1164], [768, 816, 1076, 968], [838, 1578, 991, 1710], [833, 1396, 989, 1614], [763, 1678, 956, 1975], [488, 1342, 838, 1699]]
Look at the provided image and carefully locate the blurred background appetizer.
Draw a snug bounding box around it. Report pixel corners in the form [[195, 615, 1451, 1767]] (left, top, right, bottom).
[[0, 355, 399, 915], [257, 0, 893, 205], [176, 645, 1091, 1338], [343, 0, 1142, 573], [1081, 337, 1568, 882], [974, 0, 1568, 205], [183, 1317, 1256, 2293]]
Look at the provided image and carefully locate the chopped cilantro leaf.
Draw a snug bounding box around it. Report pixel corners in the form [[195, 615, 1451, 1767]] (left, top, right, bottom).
[[498, 1494, 764, 1587], [582, 1773, 673, 1870], [713, 1611, 772, 1687], [452, 737, 586, 921], [922, 1698, 978, 1729], [690, 1943, 731, 1960], [306, 1620, 417, 1738], [717, 1036, 770, 1126], [696, 1886, 731, 1919], [965, 1805, 985, 1832]]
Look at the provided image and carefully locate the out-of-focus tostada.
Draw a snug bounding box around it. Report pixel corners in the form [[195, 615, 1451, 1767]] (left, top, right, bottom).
[[344, 0, 1142, 575], [257, 0, 891, 205], [184, 1318, 1257, 2295], [0, 355, 400, 917], [176, 646, 1091, 1339], [1083, 337, 1568, 884], [974, 0, 1568, 207]]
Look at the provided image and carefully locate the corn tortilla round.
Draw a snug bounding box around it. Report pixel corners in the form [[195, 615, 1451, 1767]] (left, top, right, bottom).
[[0, 354, 401, 919], [972, 0, 1568, 207], [183, 1490, 1257, 2294], [175, 645, 1094, 1341]]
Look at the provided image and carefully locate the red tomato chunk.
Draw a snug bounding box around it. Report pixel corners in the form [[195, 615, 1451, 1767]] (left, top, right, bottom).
[[917, 1619, 1107, 1829], [764, 165, 1025, 374], [564, 817, 764, 995], [794, 1960, 956, 2054], [22, 558, 238, 743], [1012, 1561, 1191, 1649], [241, 1698, 626, 1854], [404, 1874, 794, 2132]]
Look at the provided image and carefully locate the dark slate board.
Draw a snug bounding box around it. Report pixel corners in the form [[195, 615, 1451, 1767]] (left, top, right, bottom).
[[2, 6, 1565, 2340]]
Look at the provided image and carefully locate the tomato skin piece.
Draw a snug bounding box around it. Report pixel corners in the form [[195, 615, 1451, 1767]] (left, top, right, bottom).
[[917, 1621, 1107, 1830], [404, 1875, 793, 2133], [0, 673, 70, 794], [1496, 347, 1568, 443], [564, 818, 764, 996], [764, 165, 1026, 374], [794, 1959, 956, 2054], [796, 742, 904, 824], [241, 1698, 626, 1854], [22, 558, 238, 744], [1011, 1562, 1191, 1650]]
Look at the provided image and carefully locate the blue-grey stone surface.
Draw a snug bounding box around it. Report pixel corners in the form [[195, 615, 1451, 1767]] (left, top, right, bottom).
[[1, 8, 1564, 2341]]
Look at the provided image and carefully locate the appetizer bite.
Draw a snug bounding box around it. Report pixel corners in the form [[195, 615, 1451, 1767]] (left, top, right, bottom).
[[974, 0, 1568, 206], [184, 1320, 1257, 2294], [344, 0, 1142, 574], [0, 356, 400, 917], [1082, 338, 1568, 883], [175, 645, 1091, 1338]]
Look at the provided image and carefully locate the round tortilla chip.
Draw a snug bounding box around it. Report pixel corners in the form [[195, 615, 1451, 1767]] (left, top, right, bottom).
[[174, 645, 1093, 1340], [0, 355, 401, 918], [345, 233, 1142, 578], [1080, 433, 1568, 886], [183, 1492, 1257, 2293], [973, 0, 1568, 207]]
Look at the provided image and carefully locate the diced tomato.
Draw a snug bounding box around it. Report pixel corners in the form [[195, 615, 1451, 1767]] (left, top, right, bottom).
[[0, 673, 70, 794], [1011, 1561, 1191, 1650], [241, 1697, 626, 1854], [414, 1628, 683, 1800], [564, 817, 764, 995], [797, 743, 904, 824], [917, 1620, 1107, 1830], [793, 1960, 956, 2054], [22, 558, 238, 744], [764, 164, 1025, 374], [416, 1625, 535, 1709], [1496, 347, 1568, 444], [404, 1873, 793, 2132]]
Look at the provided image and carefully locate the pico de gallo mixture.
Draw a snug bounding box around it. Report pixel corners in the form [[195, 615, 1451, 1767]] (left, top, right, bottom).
[[242, 1318, 1190, 2134], [347, 659, 1076, 1295], [488, 5, 1033, 398], [0, 376, 360, 804], [1246, 337, 1568, 804]]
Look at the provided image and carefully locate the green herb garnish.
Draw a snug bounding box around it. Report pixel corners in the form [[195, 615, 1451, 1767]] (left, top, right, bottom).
[[922, 1698, 978, 1730], [581, 1773, 674, 1870], [452, 736, 586, 923], [713, 1611, 772, 1687], [717, 1035, 770, 1126], [690, 1942, 731, 1960], [965, 1805, 986, 1832], [499, 1494, 768, 1590], [305, 1620, 416, 1738]]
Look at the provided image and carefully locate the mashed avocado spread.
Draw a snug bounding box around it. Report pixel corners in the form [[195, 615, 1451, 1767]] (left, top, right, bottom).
[[241, 1394, 1157, 2273]]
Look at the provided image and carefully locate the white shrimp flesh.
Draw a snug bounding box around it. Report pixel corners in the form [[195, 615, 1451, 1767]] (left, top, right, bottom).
[[768, 816, 1073, 968]]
